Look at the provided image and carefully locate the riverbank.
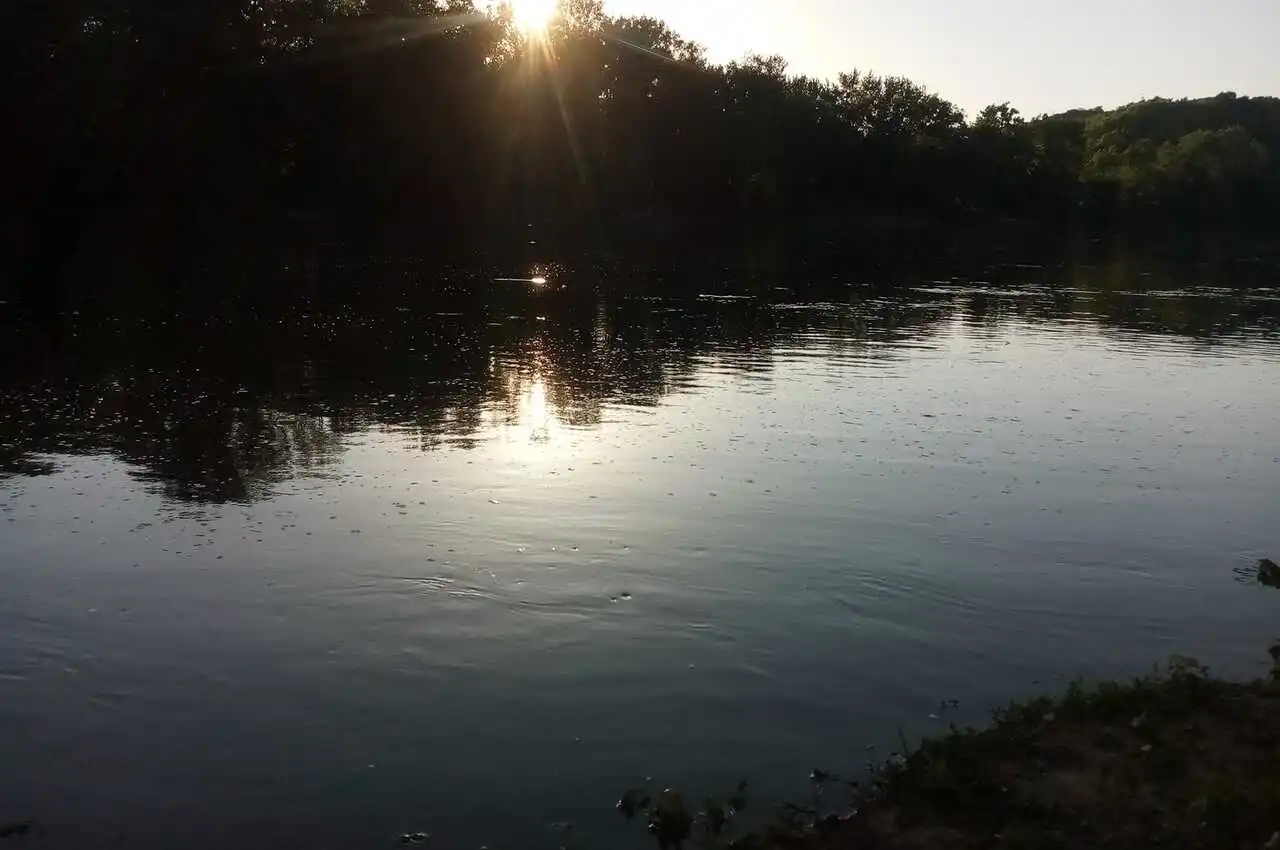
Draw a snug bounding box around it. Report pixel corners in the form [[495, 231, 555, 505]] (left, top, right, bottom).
[[623, 653, 1280, 850], [803, 657, 1280, 850], [621, 562, 1280, 850]]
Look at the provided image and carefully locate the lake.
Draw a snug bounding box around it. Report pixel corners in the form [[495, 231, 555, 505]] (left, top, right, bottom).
[[2, 249, 1279, 848]]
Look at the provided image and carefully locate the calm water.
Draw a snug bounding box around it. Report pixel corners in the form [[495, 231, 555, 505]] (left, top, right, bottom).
[[2, 255, 1280, 848]]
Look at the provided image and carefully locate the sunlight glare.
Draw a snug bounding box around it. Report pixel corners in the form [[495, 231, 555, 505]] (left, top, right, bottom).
[[510, 0, 557, 35], [523, 377, 551, 443]]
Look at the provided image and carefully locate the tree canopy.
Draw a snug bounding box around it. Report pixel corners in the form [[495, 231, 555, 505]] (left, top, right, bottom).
[[4, 0, 1278, 291]]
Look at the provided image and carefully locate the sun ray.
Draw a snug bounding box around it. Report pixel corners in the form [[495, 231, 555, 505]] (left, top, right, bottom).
[[509, 0, 557, 36]]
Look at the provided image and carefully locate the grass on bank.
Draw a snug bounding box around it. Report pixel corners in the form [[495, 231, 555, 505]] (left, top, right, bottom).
[[619, 559, 1280, 850]]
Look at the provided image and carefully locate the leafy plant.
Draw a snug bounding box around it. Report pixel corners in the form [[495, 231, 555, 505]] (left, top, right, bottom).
[[618, 781, 748, 849], [1258, 558, 1280, 590], [1235, 558, 1280, 589]]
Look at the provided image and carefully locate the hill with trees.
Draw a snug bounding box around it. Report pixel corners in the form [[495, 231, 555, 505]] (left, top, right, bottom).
[[4, 0, 1277, 293]]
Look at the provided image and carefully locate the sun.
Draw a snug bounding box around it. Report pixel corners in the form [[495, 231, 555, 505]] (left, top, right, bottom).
[[509, 0, 557, 35]]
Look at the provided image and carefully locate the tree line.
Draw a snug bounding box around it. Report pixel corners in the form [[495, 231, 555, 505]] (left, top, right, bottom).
[[4, 0, 1278, 282]]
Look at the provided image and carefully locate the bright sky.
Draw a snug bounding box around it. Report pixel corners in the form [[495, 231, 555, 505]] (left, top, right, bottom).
[[601, 0, 1279, 118]]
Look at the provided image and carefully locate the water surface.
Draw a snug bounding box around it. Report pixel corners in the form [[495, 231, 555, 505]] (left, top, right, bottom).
[[2, 257, 1279, 847]]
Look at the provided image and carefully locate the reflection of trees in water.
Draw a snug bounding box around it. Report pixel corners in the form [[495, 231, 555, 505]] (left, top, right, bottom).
[[1, 259, 1276, 503], [0, 366, 344, 502], [956, 259, 1280, 342], [134, 408, 342, 503]]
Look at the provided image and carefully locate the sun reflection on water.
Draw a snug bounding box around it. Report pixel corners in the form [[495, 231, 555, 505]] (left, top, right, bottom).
[[521, 376, 552, 443], [489, 339, 561, 451]]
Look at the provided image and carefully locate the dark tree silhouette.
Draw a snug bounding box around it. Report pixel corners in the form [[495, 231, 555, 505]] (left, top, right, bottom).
[[3, 0, 1278, 306]]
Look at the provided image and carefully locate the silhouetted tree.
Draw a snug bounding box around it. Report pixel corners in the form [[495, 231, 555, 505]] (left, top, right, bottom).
[[4, 0, 1279, 306]]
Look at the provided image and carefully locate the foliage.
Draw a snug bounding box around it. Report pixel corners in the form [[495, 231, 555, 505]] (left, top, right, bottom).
[[622, 562, 1280, 850], [1258, 558, 1280, 590], [617, 781, 749, 849], [1078, 94, 1280, 216], [1235, 558, 1280, 591], [624, 651, 1280, 850], [5, 0, 1280, 297]]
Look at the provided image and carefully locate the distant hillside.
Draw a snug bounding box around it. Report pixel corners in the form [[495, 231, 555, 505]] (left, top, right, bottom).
[[4, 0, 1277, 297], [1030, 93, 1279, 211]]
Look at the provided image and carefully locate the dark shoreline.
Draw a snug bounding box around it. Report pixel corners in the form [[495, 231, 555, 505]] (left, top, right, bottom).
[[620, 561, 1280, 850], [615, 658, 1280, 850]]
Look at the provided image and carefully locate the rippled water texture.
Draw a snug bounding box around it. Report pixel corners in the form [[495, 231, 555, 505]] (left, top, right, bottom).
[[2, 255, 1279, 847]]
